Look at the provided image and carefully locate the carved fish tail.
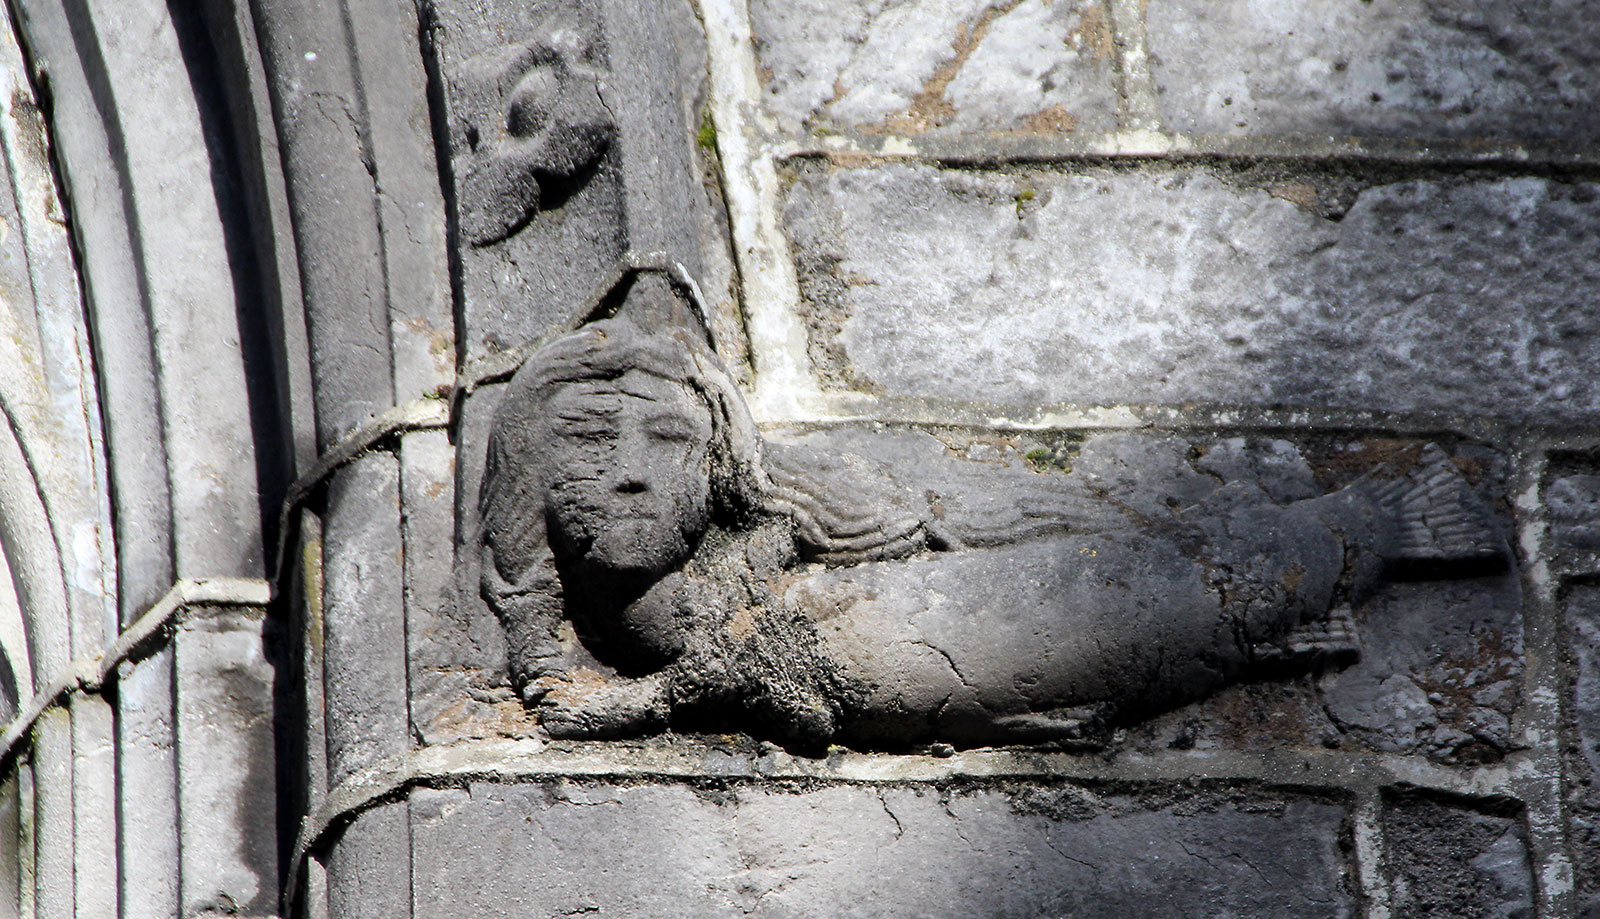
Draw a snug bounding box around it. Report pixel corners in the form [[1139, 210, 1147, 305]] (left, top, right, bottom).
[[1257, 604, 1361, 671], [1371, 444, 1508, 575]]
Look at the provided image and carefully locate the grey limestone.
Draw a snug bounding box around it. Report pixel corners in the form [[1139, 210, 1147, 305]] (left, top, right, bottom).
[[321, 456, 409, 781], [476, 285, 1512, 750], [1382, 794, 1534, 919], [114, 650, 179, 919], [324, 803, 412, 919], [8, 0, 173, 619], [30, 712, 71, 919], [779, 429, 1525, 762], [0, 769, 18, 918], [749, 0, 1119, 136], [80, 0, 266, 581], [434, 0, 724, 362], [411, 781, 1354, 918], [1147, 0, 1600, 142], [1545, 455, 1600, 583], [1319, 574, 1523, 764], [784, 164, 1600, 421], [3, 1, 1589, 918], [403, 427, 524, 746], [173, 608, 278, 917], [68, 696, 115, 919], [252, 0, 414, 446], [1129, 567, 1525, 765], [1548, 474, 1600, 550], [1565, 584, 1600, 916], [341, 0, 454, 406], [401, 429, 465, 702]]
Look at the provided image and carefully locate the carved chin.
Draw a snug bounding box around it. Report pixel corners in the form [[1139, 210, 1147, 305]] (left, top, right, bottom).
[[578, 521, 693, 577]]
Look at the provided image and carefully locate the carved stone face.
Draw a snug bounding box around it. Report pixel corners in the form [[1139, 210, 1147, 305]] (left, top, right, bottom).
[[539, 369, 714, 577]]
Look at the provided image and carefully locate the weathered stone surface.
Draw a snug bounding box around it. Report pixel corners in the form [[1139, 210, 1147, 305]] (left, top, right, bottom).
[[784, 164, 1600, 421], [1319, 575, 1523, 764], [0, 768, 18, 916], [434, 2, 627, 359], [115, 648, 180, 919], [174, 609, 278, 917], [477, 290, 1513, 751], [1306, 439, 1520, 765], [434, 0, 726, 362], [1148, 0, 1600, 141], [1545, 455, 1600, 584], [1382, 794, 1534, 919], [776, 429, 1522, 762], [749, 0, 1118, 136], [427, 383, 532, 747], [321, 456, 409, 780], [411, 781, 1355, 918], [1548, 473, 1600, 549], [325, 803, 412, 919], [403, 428, 527, 746], [1564, 584, 1600, 916]]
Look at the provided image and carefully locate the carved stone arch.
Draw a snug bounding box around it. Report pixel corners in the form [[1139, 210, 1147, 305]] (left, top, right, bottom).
[[0, 1, 301, 917], [0, 7, 115, 919]]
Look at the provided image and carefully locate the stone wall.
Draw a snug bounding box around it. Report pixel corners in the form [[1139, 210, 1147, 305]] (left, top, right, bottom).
[[0, 1, 1595, 918]]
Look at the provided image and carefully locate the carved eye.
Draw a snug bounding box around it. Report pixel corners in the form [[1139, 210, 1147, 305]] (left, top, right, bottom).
[[557, 420, 615, 440], [646, 417, 699, 443], [505, 66, 561, 138]]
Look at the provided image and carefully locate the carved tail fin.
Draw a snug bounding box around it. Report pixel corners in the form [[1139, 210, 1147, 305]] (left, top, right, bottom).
[[1372, 444, 1508, 576], [1256, 604, 1361, 672]]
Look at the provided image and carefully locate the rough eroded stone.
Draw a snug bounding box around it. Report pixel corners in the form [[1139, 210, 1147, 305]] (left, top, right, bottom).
[[778, 429, 1522, 762], [1382, 794, 1534, 919], [1564, 584, 1600, 916], [476, 288, 1513, 750], [1319, 576, 1523, 764], [1148, 0, 1600, 141], [1545, 454, 1600, 581], [785, 164, 1600, 421]]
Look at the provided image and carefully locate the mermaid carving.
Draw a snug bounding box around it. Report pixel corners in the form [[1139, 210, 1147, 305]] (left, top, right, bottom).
[[479, 269, 1508, 751]]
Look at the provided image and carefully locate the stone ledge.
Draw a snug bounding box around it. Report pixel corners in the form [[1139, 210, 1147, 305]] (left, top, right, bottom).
[[780, 131, 1600, 168]]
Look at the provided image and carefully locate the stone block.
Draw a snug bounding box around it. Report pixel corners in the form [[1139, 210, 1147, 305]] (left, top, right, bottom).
[[432, 0, 729, 362], [784, 164, 1600, 421], [1548, 473, 1600, 549], [1382, 793, 1534, 919], [401, 428, 529, 746], [1317, 575, 1522, 764], [1147, 0, 1600, 142], [116, 649, 179, 919], [749, 0, 1118, 136], [1564, 584, 1600, 915], [325, 803, 412, 919], [1545, 453, 1600, 579], [410, 781, 1354, 918]]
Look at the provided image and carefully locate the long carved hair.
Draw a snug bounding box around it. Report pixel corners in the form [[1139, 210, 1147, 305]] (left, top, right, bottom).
[[478, 291, 927, 694]]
